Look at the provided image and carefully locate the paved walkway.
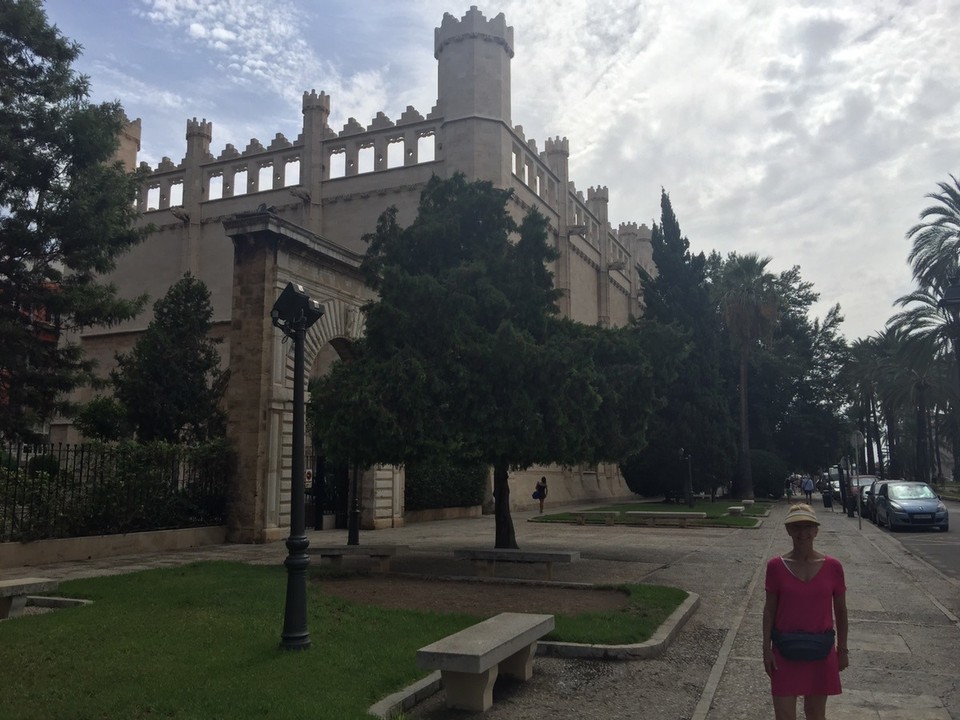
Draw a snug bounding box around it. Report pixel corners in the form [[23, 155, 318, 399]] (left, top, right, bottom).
[[3, 502, 958, 719]]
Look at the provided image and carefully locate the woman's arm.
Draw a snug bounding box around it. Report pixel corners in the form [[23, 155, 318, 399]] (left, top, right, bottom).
[[762, 590, 778, 677], [834, 592, 849, 671]]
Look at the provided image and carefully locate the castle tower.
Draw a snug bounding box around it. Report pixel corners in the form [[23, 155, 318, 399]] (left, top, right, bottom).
[[113, 117, 141, 172], [299, 90, 331, 234], [435, 6, 513, 123], [546, 137, 573, 316], [434, 7, 515, 185]]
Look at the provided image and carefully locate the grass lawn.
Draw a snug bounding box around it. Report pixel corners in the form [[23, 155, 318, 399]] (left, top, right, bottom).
[[538, 499, 768, 528], [0, 562, 685, 720]]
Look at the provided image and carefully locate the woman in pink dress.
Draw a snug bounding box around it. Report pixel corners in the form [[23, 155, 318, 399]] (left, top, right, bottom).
[[762, 503, 849, 720]]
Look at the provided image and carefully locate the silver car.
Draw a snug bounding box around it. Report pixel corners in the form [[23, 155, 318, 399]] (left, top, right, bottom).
[[875, 481, 949, 532]]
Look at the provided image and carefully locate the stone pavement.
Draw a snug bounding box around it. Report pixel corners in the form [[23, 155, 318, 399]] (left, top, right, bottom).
[[2, 501, 958, 719]]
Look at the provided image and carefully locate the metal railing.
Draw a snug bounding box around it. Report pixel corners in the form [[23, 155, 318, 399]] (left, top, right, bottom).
[[0, 441, 231, 543]]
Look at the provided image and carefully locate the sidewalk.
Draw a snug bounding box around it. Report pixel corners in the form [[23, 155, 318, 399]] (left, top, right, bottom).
[[3, 502, 958, 719]]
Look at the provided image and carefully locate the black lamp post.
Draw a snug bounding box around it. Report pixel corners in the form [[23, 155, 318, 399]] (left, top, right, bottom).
[[679, 448, 694, 508], [271, 282, 324, 651]]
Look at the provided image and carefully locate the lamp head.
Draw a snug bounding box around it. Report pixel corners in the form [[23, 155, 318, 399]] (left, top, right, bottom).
[[271, 282, 324, 333]]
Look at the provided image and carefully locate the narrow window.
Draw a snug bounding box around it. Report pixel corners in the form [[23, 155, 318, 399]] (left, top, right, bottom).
[[418, 134, 435, 162], [387, 140, 403, 169], [208, 174, 223, 200], [234, 169, 248, 196], [258, 165, 273, 191], [284, 160, 300, 186], [329, 152, 345, 179]]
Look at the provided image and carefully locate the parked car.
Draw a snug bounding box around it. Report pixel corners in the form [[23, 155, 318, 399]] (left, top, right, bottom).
[[864, 479, 892, 523], [875, 481, 949, 531], [832, 475, 874, 513]]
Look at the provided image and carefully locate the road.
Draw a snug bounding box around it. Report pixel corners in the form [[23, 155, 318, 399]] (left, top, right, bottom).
[[880, 498, 960, 582]]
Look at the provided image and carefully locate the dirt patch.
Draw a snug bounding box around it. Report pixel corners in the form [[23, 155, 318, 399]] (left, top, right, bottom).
[[315, 575, 628, 616]]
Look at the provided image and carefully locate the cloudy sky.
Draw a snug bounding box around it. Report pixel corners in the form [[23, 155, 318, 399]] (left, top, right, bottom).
[[42, 0, 960, 341]]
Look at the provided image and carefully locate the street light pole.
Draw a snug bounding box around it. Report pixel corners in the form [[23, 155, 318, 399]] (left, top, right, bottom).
[[271, 282, 324, 651]]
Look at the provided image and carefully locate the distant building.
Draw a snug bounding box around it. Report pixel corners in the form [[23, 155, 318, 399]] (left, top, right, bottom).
[[53, 8, 656, 542]]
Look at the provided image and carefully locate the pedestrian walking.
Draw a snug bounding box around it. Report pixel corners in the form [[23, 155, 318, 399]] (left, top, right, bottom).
[[762, 503, 849, 720], [801, 476, 815, 502]]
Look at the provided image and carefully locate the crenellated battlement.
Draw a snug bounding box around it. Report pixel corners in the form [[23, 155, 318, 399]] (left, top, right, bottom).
[[302, 89, 330, 113], [186, 117, 212, 140], [434, 6, 514, 59], [545, 136, 569, 156], [588, 186, 609, 202]]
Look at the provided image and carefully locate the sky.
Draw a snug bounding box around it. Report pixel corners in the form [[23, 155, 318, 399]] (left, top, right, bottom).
[[41, 0, 960, 342]]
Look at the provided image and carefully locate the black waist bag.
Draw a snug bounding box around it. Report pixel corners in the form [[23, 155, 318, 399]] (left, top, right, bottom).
[[772, 628, 835, 661]]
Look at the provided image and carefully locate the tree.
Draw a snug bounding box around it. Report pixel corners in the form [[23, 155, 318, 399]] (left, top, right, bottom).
[[109, 274, 227, 442], [714, 253, 779, 498], [312, 174, 668, 548], [0, 0, 148, 438], [624, 190, 735, 503]]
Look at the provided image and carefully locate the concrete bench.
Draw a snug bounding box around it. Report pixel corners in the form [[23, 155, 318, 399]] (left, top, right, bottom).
[[571, 510, 620, 525], [728, 506, 745, 516], [416, 612, 555, 712], [624, 511, 707, 528], [453, 548, 580, 580], [306, 545, 407, 572], [0, 577, 59, 619], [742, 499, 755, 506]]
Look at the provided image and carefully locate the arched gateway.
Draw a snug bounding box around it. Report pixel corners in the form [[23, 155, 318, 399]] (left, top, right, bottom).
[[56, 8, 655, 541]]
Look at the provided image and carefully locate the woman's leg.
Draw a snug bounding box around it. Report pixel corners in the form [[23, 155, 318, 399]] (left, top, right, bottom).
[[772, 695, 798, 720], [802, 695, 827, 720]]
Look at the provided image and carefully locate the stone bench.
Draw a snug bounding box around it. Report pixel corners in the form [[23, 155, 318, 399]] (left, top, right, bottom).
[[728, 506, 745, 516], [624, 511, 707, 528], [742, 499, 755, 506], [0, 577, 59, 619], [416, 612, 555, 712], [453, 548, 580, 580], [306, 545, 407, 572], [571, 510, 620, 525]]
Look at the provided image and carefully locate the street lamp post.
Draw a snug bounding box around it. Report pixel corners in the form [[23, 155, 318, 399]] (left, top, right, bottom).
[[271, 282, 324, 651], [679, 448, 694, 508]]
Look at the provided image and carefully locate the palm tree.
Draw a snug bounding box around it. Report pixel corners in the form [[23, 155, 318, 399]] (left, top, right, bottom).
[[716, 253, 779, 499], [895, 176, 960, 481], [906, 175, 960, 290]]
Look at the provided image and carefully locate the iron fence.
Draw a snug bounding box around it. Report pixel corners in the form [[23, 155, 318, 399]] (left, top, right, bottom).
[[0, 441, 231, 543]]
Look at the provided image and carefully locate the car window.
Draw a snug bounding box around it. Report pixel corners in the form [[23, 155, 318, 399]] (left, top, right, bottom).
[[888, 484, 937, 500]]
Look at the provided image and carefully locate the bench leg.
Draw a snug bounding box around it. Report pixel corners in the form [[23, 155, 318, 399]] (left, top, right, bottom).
[[500, 642, 537, 681], [605, 515, 616, 525], [679, 519, 687, 528], [0, 595, 27, 619], [327, 556, 344, 568], [544, 562, 554, 581], [441, 667, 498, 712], [576, 516, 586, 525], [375, 557, 391, 573]]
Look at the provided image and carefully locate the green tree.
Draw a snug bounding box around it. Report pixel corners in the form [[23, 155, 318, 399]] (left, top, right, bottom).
[[623, 190, 735, 504], [714, 253, 779, 499], [0, 0, 148, 438], [110, 274, 227, 442], [312, 175, 667, 548]]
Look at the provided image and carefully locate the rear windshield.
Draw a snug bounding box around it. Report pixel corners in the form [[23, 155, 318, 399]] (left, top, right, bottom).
[[889, 484, 937, 500]]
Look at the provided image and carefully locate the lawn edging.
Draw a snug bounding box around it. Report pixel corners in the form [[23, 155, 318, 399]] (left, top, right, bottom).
[[367, 591, 700, 718], [537, 590, 700, 660]]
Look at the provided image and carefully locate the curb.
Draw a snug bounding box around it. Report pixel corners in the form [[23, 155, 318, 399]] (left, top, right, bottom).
[[367, 591, 700, 718], [537, 591, 700, 660]]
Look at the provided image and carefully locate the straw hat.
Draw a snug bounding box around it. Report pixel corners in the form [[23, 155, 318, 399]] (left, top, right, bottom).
[[784, 504, 820, 525]]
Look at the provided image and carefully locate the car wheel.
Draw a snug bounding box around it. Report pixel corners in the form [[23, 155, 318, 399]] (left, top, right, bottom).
[[940, 523, 949, 532]]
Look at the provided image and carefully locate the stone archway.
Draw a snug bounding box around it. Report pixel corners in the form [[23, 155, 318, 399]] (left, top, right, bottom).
[[221, 211, 380, 542]]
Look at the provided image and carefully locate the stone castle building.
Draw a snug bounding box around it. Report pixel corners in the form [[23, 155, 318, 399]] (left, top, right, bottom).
[[52, 7, 655, 542]]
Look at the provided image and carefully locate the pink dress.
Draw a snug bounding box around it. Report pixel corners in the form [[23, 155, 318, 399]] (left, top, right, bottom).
[[765, 555, 845, 697]]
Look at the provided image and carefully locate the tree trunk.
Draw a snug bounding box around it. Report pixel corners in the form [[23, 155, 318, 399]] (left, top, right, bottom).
[[736, 348, 754, 499], [869, 394, 884, 479], [493, 460, 518, 549]]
